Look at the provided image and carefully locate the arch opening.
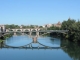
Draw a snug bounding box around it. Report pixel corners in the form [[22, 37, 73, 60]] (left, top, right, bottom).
[[9, 30, 13, 31], [39, 29, 44, 35], [16, 30, 22, 35], [25, 30, 29, 35], [17, 30, 21, 32], [32, 30, 36, 35]]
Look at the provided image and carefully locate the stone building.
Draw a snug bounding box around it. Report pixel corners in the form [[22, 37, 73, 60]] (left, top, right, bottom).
[[43, 24, 53, 28], [53, 21, 62, 28], [43, 21, 62, 28], [0, 25, 6, 32]]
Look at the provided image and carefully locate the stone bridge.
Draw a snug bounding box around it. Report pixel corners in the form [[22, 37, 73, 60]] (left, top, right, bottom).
[[6, 28, 41, 32], [5, 28, 69, 36], [5, 28, 41, 36]]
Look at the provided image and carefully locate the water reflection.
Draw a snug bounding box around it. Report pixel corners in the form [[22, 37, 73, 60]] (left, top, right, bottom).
[[5, 35, 32, 47], [38, 37, 61, 47], [0, 35, 80, 60], [4, 35, 61, 47], [61, 40, 80, 60], [0, 41, 4, 48]]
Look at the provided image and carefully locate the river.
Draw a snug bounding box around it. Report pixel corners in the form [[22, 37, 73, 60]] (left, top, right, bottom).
[[0, 35, 80, 60]]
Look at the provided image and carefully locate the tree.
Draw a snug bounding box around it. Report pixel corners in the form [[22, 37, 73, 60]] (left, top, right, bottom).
[[5, 24, 20, 29], [61, 18, 80, 42]]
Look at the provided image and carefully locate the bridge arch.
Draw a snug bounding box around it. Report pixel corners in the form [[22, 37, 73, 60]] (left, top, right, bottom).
[[17, 29, 21, 32], [39, 29, 43, 31], [31, 29, 36, 35], [4, 42, 32, 48], [32, 29, 36, 32], [9, 29, 14, 31], [24, 29, 30, 35], [39, 29, 45, 35], [25, 29, 29, 32]]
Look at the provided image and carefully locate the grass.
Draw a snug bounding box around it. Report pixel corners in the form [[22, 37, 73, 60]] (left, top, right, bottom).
[[0, 40, 4, 43]]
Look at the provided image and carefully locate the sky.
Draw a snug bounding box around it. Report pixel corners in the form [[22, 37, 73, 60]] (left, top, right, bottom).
[[0, 0, 80, 26]]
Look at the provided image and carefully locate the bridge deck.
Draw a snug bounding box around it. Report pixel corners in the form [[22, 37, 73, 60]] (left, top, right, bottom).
[[5, 30, 69, 32], [0, 47, 65, 49]]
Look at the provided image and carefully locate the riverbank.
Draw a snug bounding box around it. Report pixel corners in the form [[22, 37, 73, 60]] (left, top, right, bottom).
[[0, 33, 13, 40]]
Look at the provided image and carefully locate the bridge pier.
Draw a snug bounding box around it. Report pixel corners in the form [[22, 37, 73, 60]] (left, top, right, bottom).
[[29, 32, 32, 36], [32, 37, 37, 43], [36, 32, 39, 36], [22, 32, 24, 35], [14, 32, 16, 35]]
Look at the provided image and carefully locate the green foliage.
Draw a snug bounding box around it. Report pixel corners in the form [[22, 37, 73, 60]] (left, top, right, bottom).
[[39, 26, 43, 28], [0, 40, 4, 43], [5, 24, 43, 29], [61, 18, 76, 30], [47, 18, 80, 42], [61, 40, 80, 60], [0, 34, 13, 40], [61, 18, 80, 42], [47, 26, 60, 30], [5, 24, 20, 29]]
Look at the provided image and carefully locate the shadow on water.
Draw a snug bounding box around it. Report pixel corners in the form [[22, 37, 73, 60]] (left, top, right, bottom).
[[41, 35, 80, 60], [61, 39, 80, 60], [0, 41, 4, 48]]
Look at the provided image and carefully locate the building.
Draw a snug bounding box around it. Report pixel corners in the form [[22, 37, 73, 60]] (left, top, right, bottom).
[[20, 25, 22, 29], [42, 25, 46, 28], [0, 25, 6, 32], [43, 21, 62, 28], [53, 21, 61, 28], [43, 24, 53, 28]]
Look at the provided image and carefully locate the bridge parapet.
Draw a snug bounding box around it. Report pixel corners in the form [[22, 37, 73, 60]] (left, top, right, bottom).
[[6, 29, 68, 33]]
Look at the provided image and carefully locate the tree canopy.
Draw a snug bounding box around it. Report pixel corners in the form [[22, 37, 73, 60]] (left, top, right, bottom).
[[47, 18, 80, 42]]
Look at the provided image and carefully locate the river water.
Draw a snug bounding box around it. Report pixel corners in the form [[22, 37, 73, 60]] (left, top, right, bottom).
[[0, 35, 80, 60]]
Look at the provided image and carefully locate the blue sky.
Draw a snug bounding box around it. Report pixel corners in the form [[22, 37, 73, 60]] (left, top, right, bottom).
[[0, 0, 80, 25]]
